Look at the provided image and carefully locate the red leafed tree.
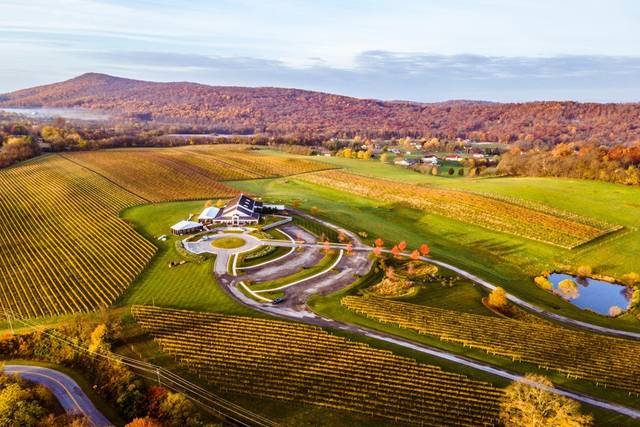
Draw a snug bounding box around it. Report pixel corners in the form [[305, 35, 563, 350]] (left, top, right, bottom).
[[391, 245, 400, 257], [420, 244, 430, 256], [146, 385, 168, 418], [398, 241, 407, 251], [346, 243, 353, 254], [373, 246, 382, 256], [374, 238, 384, 247], [410, 249, 420, 260], [323, 240, 331, 254]]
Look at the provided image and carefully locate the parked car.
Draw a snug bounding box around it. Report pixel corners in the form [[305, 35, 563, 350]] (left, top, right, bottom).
[[272, 297, 287, 304]]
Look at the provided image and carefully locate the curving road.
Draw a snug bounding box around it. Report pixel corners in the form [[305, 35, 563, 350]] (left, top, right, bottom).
[[2, 365, 113, 427], [407, 254, 640, 340], [216, 212, 640, 420], [257, 239, 640, 338]]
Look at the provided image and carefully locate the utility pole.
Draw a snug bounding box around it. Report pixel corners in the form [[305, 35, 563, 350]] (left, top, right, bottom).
[[4, 308, 14, 335]]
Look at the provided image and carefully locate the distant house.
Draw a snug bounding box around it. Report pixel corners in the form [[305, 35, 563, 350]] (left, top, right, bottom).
[[170, 220, 204, 235], [444, 154, 464, 162], [198, 194, 262, 226], [422, 155, 439, 165], [394, 158, 418, 167]]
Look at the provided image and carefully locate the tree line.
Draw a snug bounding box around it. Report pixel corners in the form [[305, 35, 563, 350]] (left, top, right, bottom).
[[497, 141, 640, 185], [0, 314, 213, 426]]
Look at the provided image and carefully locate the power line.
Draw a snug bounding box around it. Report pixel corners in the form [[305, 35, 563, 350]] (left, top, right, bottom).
[[5, 311, 277, 427]]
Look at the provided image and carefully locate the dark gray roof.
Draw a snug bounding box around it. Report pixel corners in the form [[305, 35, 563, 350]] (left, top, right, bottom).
[[220, 194, 260, 219]]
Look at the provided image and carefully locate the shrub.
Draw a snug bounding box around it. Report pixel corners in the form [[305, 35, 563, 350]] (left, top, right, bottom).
[[534, 276, 553, 290], [558, 279, 579, 300], [488, 287, 508, 309], [159, 392, 203, 427], [448, 167, 455, 175], [609, 306, 623, 317], [576, 265, 593, 278], [621, 272, 640, 286], [126, 417, 163, 427]]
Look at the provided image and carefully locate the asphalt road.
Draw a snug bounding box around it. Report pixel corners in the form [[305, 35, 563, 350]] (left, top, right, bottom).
[[3, 365, 113, 427], [217, 214, 640, 420]]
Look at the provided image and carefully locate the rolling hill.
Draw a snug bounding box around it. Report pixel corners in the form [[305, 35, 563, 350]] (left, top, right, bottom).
[[1, 73, 639, 143]]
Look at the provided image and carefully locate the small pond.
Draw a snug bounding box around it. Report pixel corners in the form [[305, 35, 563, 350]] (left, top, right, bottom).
[[0, 107, 110, 121], [548, 273, 632, 316]]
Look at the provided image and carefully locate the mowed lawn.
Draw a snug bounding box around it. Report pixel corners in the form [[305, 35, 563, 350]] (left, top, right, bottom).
[[264, 152, 640, 279], [117, 201, 254, 316], [229, 167, 640, 331]]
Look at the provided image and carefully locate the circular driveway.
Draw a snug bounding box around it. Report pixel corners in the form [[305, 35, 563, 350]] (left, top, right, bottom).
[[183, 232, 263, 256]]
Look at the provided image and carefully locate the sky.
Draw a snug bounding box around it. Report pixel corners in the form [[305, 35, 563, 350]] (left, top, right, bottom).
[[0, 0, 639, 102]]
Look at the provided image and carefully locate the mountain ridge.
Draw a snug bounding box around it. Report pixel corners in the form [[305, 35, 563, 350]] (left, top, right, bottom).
[[2, 73, 639, 143]]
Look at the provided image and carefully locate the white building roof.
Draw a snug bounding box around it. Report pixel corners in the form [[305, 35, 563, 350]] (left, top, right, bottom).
[[199, 206, 221, 220], [171, 220, 203, 231], [264, 204, 285, 210]]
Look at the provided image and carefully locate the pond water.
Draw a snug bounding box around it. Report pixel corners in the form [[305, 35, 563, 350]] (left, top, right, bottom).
[[0, 107, 110, 121], [548, 273, 631, 316]]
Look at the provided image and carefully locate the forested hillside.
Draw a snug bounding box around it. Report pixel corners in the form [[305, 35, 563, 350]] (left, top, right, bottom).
[[1, 73, 639, 144]]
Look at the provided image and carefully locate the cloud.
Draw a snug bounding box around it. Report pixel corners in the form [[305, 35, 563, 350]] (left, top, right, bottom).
[[85, 50, 640, 102]]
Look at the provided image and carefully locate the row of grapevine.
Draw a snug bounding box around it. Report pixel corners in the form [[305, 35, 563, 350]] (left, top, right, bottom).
[[342, 296, 640, 394], [297, 170, 617, 248], [0, 156, 157, 318], [63, 150, 237, 202], [195, 148, 335, 177], [132, 305, 503, 426], [64, 146, 335, 202]]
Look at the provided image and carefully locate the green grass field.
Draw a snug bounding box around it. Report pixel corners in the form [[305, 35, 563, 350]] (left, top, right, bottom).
[[229, 157, 640, 331], [117, 201, 254, 316], [237, 245, 292, 267], [211, 236, 245, 248]]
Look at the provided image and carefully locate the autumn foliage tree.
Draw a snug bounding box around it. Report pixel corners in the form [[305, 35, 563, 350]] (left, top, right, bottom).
[[125, 418, 163, 427], [488, 287, 508, 309], [500, 374, 592, 427], [391, 245, 400, 257], [534, 276, 553, 290], [576, 265, 593, 278]]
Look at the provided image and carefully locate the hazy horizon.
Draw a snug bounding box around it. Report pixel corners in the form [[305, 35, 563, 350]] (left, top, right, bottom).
[[4, 71, 640, 106], [1, 0, 639, 102]]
